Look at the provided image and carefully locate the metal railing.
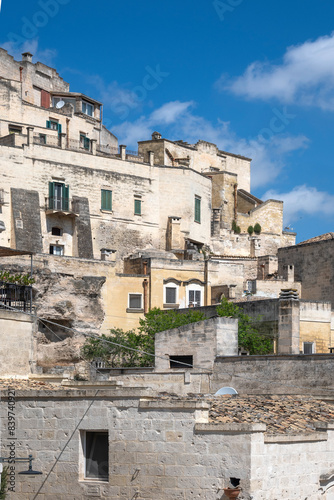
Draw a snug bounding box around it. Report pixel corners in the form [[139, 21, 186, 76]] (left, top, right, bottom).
[[0, 283, 33, 313], [45, 196, 73, 212]]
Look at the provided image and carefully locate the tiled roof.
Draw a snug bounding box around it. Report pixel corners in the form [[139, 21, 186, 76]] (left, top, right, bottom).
[[209, 395, 334, 434], [298, 232, 334, 245]]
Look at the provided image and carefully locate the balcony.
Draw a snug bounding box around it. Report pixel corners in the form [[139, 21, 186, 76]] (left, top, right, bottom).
[[45, 196, 78, 217], [0, 282, 33, 313]]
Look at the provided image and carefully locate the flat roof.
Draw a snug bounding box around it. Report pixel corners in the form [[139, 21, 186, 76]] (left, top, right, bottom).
[[0, 246, 33, 257]]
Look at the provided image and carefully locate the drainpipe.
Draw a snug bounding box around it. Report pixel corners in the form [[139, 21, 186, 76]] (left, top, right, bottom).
[[143, 279, 149, 314], [204, 258, 209, 306], [66, 119, 70, 149], [234, 184, 238, 222]]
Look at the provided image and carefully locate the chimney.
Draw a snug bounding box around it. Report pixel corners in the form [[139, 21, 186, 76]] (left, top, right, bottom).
[[152, 131, 161, 141], [22, 52, 33, 63]]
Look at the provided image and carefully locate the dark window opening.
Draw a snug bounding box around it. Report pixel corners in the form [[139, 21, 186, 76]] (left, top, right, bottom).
[[51, 227, 62, 236], [169, 355, 193, 368], [303, 342, 314, 354], [165, 287, 176, 304], [84, 431, 108, 481], [129, 294, 142, 309]]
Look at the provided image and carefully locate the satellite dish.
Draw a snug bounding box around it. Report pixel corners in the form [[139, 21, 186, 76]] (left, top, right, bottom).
[[56, 100, 65, 109], [214, 386, 238, 396]]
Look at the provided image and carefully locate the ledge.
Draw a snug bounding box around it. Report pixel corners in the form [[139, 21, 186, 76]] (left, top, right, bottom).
[[139, 399, 209, 411], [126, 308, 144, 313], [264, 432, 328, 443], [195, 422, 266, 433]]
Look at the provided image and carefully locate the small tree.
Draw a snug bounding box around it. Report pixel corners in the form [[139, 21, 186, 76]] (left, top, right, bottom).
[[235, 225, 241, 234], [231, 220, 237, 232], [81, 308, 205, 368], [0, 466, 8, 500], [217, 297, 273, 355], [247, 225, 254, 236], [254, 223, 261, 234]]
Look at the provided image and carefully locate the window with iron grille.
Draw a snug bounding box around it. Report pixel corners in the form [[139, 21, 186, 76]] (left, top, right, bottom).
[[129, 294, 142, 309], [189, 290, 201, 307], [165, 287, 176, 304]]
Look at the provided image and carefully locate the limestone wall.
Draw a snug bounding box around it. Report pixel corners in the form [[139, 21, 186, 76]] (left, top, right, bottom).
[[0, 310, 36, 376], [278, 239, 334, 305]]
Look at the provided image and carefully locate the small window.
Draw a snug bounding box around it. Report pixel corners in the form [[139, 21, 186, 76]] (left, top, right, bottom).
[[189, 290, 201, 307], [82, 101, 94, 117], [8, 125, 22, 135], [51, 227, 62, 236], [170, 355, 193, 368], [134, 198, 142, 215], [101, 190, 112, 211], [83, 431, 108, 481], [80, 134, 90, 150], [39, 134, 46, 144], [303, 342, 315, 354], [50, 245, 64, 256], [129, 294, 142, 309], [46, 119, 61, 132], [195, 196, 201, 223], [165, 287, 176, 304]]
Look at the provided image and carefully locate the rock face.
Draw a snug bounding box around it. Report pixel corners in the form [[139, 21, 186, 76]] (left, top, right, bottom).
[[0, 256, 107, 372]]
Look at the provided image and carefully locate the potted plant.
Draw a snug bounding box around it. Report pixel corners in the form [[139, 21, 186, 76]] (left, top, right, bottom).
[[254, 222, 261, 234], [247, 225, 254, 236]]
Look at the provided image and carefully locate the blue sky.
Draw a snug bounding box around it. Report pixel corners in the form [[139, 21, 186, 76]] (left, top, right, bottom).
[[1, 0, 334, 242]]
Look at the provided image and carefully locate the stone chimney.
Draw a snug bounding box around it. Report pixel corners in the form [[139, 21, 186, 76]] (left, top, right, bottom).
[[152, 131, 161, 140], [22, 52, 33, 63]]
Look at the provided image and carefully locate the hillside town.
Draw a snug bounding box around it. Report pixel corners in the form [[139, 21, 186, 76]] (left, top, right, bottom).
[[0, 48, 334, 499]]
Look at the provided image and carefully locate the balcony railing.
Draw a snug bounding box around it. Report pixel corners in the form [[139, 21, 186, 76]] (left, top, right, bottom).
[[45, 197, 77, 215], [0, 283, 33, 313]]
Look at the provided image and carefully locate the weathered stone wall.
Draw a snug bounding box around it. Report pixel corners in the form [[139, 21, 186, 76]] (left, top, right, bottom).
[[0, 310, 36, 376], [155, 317, 238, 371], [212, 354, 334, 395], [0, 389, 254, 500], [278, 239, 334, 305]]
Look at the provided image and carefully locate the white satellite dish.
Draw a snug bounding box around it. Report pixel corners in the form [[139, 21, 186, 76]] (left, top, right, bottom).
[[214, 386, 238, 396], [56, 100, 65, 109]]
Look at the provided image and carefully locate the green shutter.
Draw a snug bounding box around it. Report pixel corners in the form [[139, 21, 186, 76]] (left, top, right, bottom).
[[62, 185, 69, 211], [48, 182, 55, 209], [195, 197, 201, 223], [84, 137, 90, 150], [101, 190, 112, 211], [58, 123, 62, 134], [134, 199, 141, 215], [46, 120, 51, 129]]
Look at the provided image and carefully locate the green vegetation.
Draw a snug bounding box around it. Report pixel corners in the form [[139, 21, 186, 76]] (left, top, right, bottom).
[[81, 308, 205, 368], [232, 220, 241, 234], [217, 297, 273, 355], [254, 222, 262, 234], [247, 225, 254, 236], [0, 466, 8, 499], [0, 271, 35, 285]]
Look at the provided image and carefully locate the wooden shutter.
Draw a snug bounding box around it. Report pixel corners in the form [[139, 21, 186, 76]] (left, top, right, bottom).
[[57, 123, 62, 134], [195, 197, 201, 223], [41, 90, 50, 108], [48, 182, 55, 209], [134, 199, 141, 215], [62, 185, 69, 211], [46, 120, 51, 129]]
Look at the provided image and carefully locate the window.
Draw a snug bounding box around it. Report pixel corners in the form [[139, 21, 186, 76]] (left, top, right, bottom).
[[8, 125, 22, 135], [46, 120, 61, 133], [165, 287, 176, 304], [303, 342, 315, 354], [134, 198, 142, 215], [51, 227, 62, 236], [82, 101, 94, 117], [101, 190, 112, 211], [82, 431, 108, 481], [170, 355, 193, 369], [48, 182, 69, 211], [80, 134, 90, 150], [195, 196, 201, 223], [128, 294, 142, 309], [50, 245, 64, 256], [189, 290, 201, 307], [39, 134, 46, 144]]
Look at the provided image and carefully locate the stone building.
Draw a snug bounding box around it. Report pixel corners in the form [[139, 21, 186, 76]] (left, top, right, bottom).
[[0, 47, 302, 371]]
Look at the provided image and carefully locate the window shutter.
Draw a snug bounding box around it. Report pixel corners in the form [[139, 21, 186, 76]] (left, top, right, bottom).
[[195, 197, 201, 223], [62, 185, 69, 211], [46, 120, 51, 129], [48, 182, 55, 209], [84, 137, 90, 150], [58, 123, 62, 134], [134, 199, 141, 215]]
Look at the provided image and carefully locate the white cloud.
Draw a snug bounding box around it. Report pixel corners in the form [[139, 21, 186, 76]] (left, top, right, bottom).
[[263, 185, 334, 224], [1, 38, 57, 66], [219, 32, 334, 110], [111, 100, 308, 189]]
